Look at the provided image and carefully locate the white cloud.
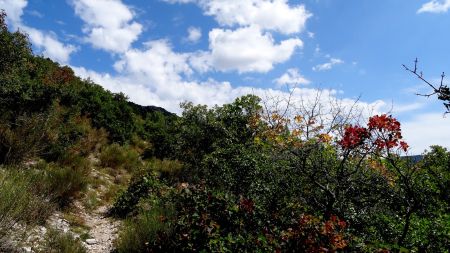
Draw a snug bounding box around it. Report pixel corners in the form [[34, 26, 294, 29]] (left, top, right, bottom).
[[391, 102, 425, 114], [206, 26, 302, 73], [71, 38, 383, 118], [25, 27, 77, 63], [0, 0, 77, 63], [312, 58, 344, 71], [274, 68, 310, 87], [186, 26, 202, 43], [71, 0, 143, 53], [163, 1, 310, 73], [166, 0, 311, 34], [418, 0, 450, 13], [402, 113, 450, 154], [0, 0, 27, 24], [113, 40, 193, 85]]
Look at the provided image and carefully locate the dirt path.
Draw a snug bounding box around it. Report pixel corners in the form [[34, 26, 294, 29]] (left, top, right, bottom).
[[75, 202, 120, 253]]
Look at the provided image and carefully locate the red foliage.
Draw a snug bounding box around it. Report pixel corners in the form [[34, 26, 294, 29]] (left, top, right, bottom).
[[339, 126, 370, 149], [339, 114, 409, 152], [286, 214, 349, 252], [239, 197, 255, 214], [368, 114, 406, 151]]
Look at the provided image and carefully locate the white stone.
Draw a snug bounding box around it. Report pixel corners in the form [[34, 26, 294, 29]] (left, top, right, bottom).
[[86, 238, 97, 245], [21, 247, 32, 253]]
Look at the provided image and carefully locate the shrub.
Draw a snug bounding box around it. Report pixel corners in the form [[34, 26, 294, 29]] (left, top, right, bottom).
[[39, 228, 86, 253], [40, 161, 89, 207], [0, 168, 53, 240], [150, 159, 184, 181], [0, 113, 52, 164], [47, 115, 109, 160], [110, 173, 162, 218], [100, 143, 141, 171], [114, 205, 174, 253]]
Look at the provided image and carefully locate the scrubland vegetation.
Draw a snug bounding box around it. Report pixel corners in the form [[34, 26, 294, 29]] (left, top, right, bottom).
[[0, 11, 449, 252]]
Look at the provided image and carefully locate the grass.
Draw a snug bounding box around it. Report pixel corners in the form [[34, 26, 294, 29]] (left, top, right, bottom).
[[63, 212, 88, 230], [99, 143, 141, 171], [150, 159, 184, 179], [83, 190, 101, 211], [39, 228, 86, 253], [0, 168, 54, 240], [44, 164, 89, 207], [114, 206, 174, 253]]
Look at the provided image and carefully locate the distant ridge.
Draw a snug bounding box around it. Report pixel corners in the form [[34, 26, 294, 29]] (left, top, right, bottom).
[[402, 155, 424, 163], [127, 101, 176, 118]]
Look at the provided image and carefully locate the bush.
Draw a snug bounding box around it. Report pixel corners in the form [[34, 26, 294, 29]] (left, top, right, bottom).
[[39, 228, 86, 253], [0, 168, 53, 240], [100, 143, 141, 171], [0, 113, 52, 164], [114, 205, 174, 253], [150, 159, 184, 181], [40, 160, 89, 207], [110, 173, 162, 218]]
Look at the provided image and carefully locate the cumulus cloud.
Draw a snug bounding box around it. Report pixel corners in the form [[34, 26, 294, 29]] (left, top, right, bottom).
[[185, 26, 202, 43], [205, 26, 303, 73], [274, 68, 310, 87], [417, 0, 450, 13], [312, 58, 344, 71], [25, 27, 77, 63], [163, 1, 310, 73], [165, 0, 311, 34], [0, 0, 77, 63], [113, 40, 193, 85], [71, 37, 384, 121], [71, 0, 143, 53]]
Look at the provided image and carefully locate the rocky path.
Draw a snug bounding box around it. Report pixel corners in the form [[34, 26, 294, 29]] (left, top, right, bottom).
[[74, 202, 120, 253]]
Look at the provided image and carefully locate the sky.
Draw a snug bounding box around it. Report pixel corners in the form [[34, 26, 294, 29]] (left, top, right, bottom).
[[0, 0, 449, 154]]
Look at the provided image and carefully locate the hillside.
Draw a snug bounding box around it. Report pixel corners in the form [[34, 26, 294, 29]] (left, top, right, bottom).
[[1, 10, 449, 253]]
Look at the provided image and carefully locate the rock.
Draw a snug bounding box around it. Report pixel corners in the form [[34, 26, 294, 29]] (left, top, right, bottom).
[[86, 238, 97, 245], [21, 247, 32, 253], [39, 226, 47, 234]]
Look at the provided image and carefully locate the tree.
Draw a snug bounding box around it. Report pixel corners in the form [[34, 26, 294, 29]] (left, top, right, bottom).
[[403, 58, 450, 113]]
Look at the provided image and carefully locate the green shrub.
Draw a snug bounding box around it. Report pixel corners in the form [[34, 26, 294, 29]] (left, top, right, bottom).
[[41, 161, 89, 207], [114, 205, 174, 253], [100, 143, 141, 171], [0, 168, 53, 240], [0, 113, 52, 164], [39, 228, 86, 253], [150, 159, 184, 181], [110, 173, 162, 218]]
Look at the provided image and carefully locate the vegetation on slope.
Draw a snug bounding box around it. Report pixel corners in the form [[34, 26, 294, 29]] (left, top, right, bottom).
[[0, 10, 449, 252]]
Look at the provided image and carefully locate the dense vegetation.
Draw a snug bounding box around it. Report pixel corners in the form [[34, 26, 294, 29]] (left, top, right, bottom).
[[0, 11, 449, 252]]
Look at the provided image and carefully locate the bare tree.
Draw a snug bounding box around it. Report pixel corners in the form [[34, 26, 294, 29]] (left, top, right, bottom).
[[403, 58, 450, 113]]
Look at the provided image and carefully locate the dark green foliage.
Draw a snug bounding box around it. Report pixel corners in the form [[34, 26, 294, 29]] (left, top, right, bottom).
[[142, 111, 178, 160], [113, 94, 450, 252], [115, 183, 349, 252], [110, 173, 162, 218], [172, 95, 261, 181], [0, 10, 171, 148], [0, 11, 31, 79]]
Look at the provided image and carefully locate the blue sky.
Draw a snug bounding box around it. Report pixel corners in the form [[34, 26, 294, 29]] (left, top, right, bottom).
[[1, 0, 449, 153]]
